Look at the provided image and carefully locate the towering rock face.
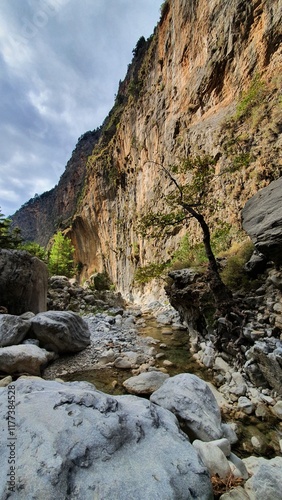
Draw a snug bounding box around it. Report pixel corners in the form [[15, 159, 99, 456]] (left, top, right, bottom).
[[12, 0, 282, 300], [12, 130, 100, 247]]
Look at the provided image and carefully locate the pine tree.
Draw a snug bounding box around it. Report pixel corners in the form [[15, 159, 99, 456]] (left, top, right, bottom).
[[0, 208, 22, 249], [48, 231, 75, 277]]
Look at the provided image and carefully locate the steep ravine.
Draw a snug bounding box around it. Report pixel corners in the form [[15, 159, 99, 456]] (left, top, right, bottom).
[[12, 0, 282, 301]]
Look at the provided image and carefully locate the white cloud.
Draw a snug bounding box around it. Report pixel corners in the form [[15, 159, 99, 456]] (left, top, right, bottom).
[[0, 0, 161, 216]]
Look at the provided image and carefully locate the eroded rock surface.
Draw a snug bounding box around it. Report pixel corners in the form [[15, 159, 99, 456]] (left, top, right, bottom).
[[150, 373, 224, 441], [0, 379, 213, 499], [242, 177, 282, 266], [31, 311, 91, 353], [0, 249, 48, 315], [0, 314, 31, 347], [0, 345, 55, 375]]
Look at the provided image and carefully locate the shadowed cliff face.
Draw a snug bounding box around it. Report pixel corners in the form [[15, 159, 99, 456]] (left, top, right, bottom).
[[11, 130, 101, 247], [12, 0, 282, 300]]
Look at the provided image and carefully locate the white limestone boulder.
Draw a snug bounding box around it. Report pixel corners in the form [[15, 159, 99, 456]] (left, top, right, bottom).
[[0, 379, 213, 499], [123, 370, 169, 394], [0, 345, 55, 375], [150, 373, 224, 441]]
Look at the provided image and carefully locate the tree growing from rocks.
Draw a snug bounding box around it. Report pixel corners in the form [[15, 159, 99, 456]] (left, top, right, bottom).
[[138, 158, 233, 314], [48, 231, 75, 277]]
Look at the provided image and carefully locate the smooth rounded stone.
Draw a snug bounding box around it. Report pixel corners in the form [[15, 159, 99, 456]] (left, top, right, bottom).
[[114, 357, 132, 369], [156, 352, 165, 359], [114, 351, 145, 369], [237, 396, 255, 415], [271, 401, 282, 419], [221, 423, 238, 445], [243, 456, 282, 500], [0, 314, 31, 347], [208, 438, 231, 457], [228, 452, 249, 480], [31, 311, 91, 353], [123, 371, 169, 395], [0, 379, 213, 499], [192, 440, 232, 479], [0, 345, 55, 375], [163, 360, 174, 367], [0, 375, 12, 387], [150, 374, 224, 441]]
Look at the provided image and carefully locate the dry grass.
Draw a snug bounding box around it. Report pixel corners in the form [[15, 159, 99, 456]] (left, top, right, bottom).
[[211, 473, 245, 498]]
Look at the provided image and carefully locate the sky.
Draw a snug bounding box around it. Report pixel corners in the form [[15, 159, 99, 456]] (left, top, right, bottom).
[[0, 0, 162, 217]]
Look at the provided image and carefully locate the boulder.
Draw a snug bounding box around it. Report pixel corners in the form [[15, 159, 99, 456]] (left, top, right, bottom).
[[243, 456, 282, 500], [192, 439, 232, 479], [242, 177, 282, 266], [123, 371, 169, 394], [31, 311, 91, 353], [150, 373, 224, 441], [0, 249, 48, 315], [0, 345, 55, 375], [0, 314, 31, 347], [0, 379, 213, 499], [165, 270, 212, 347], [245, 338, 282, 395]]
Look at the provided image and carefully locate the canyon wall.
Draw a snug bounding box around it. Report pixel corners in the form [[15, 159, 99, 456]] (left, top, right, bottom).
[[12, 0, 282, 301]]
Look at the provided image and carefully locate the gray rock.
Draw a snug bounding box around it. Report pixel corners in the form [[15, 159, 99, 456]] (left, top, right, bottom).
[[123, 371, 169, 394], [0, 249, 48, 315], [242, 177, 282, 266], [243, 456, 282, 500], [150, 373, 224, 441], [0, 314, 31, 347], [271, 401, 282, 419], [31, 311, 91, 353], [237, 396, 255, 415], [0, 345, 55, 375], [0, 379, 213, 499], [192, 439, 231, 479], [245, 339, 282, 395]]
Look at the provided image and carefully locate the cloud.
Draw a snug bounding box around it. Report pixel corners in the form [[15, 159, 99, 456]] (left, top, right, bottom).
[[0, 0, 161, 216]]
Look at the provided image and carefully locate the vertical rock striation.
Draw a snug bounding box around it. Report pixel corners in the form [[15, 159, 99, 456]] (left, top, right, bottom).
[[11, 0, 282, 300]]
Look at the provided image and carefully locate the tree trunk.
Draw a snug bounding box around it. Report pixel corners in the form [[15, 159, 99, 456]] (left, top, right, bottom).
[[183, 203, 233, 313]]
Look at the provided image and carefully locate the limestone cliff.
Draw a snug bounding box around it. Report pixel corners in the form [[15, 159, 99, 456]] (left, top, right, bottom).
[[12, 130, 101, 247], [12, 0, 282, 300]]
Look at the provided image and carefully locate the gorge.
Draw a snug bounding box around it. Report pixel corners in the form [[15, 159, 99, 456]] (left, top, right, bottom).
[[1, 0, 282, 498]]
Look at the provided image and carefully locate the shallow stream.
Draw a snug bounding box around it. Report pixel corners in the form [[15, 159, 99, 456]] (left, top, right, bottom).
[[62, 316, 281, 458]]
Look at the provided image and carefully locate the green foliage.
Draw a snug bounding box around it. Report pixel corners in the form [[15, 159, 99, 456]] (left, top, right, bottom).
[[160, 0, 170, 18], [20, 242, 47, 261], [171, 224, 232, 272], [234, 74, 266, 121], [134, 262, 169, 284], [221, 241, 254, 290], [0, 208, 22, 249], [48, 231, 75, 277], [171, 236, 207, 271]]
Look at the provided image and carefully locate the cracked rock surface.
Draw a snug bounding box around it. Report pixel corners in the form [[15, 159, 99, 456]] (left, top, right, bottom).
[[0, 379, 213, 499]]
